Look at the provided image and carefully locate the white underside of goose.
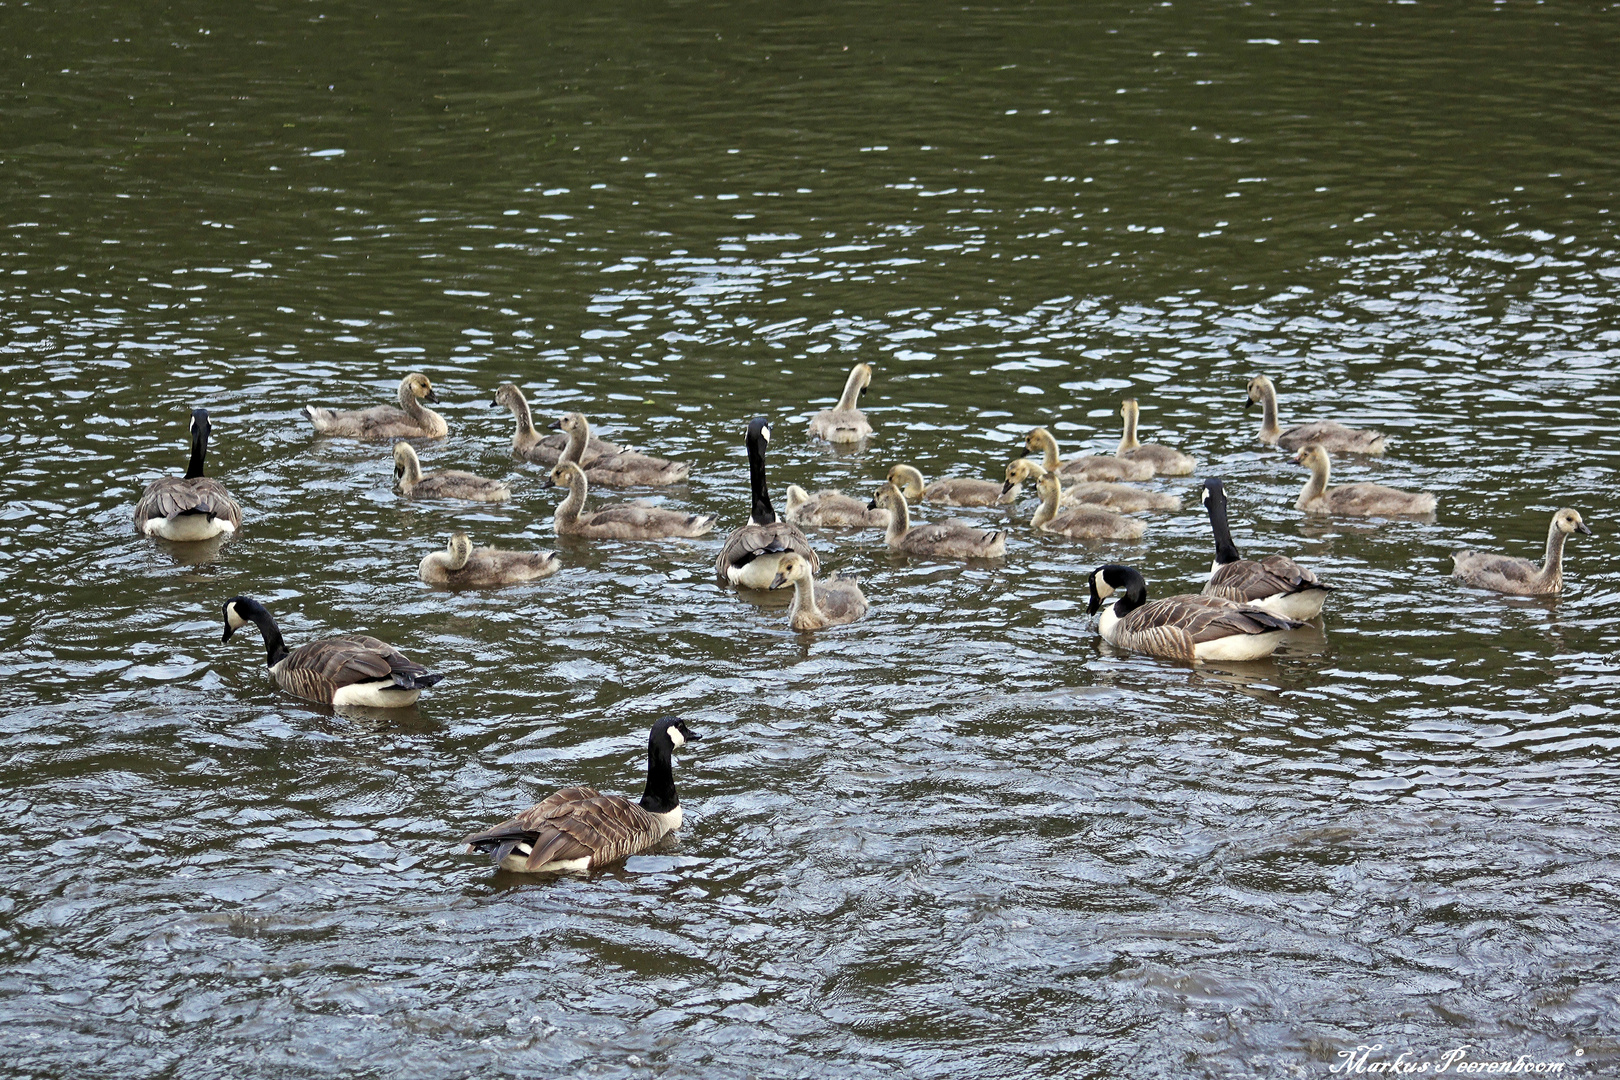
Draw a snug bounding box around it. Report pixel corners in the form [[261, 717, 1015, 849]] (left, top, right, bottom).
[[146, 514, 235, 541], [330, 682, 421, 708], [727, 553, 792, 589]]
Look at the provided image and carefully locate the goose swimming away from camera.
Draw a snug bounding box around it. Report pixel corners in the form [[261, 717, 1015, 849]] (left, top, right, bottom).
[[887, 464, 1003, 508], [807, 363, 873, 443], [419, 532, 561, 587], [1087, 564, 1304, 663], [1030, 471, 1146, 540], [1247, 374, 1385, 454], [769, 552, 869, 630], [553, 411, 689, 486], [133, 408, 244, 542], [463, 716, 698, 873], [1452, 508, 1591, 595], [784, 484, 890, 528], [1294, 445, 1435, 516], [868, 483, 1006, 558], [1000, 459, 1179, 512], [716, 418, 821, 587], [492, 384, 621, 465], [1200, 478, 1332, 620], [1117, 399, 1197, 476], [221, 595, 445, 707], [305, 373, 448, 440], [545, 462, 714, 539], [1023, 427, 1154, 483], [393, 443, 510, 502]]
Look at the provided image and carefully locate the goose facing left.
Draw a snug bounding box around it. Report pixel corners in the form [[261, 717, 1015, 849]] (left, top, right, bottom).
[[1117, 399, 1197, 476], [221, 596, 445, 707], [134, 408, 243, 541], [304, 373, 448, 440], [463, 716, 697, 874], [1088, 564, 1304, 663], [1200, 478, 1332, 620], [393, 443, 510, 502], [419, 531, 561, 587]]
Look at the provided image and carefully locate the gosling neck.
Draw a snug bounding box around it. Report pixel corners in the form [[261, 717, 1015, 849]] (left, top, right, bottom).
[[1032, 481, 1061, 529], [553, 471, 588, 526], [836, 367, 865, 410], [446, 544, 471, 572], [1257, 383, 1281, 445], [1036, 431, 1061, 472], [1206, 496, 1244, 565], [398, 380, 427, 420], [395, 449, 423, 487], [506, 391, 538, 440], [639, 738, 679, 814], [883, 497, 911, 545], [1119, 406, 1140, 453], [1299, 455, 1328, 504], [185, 424, 209, 480], [560, 416, 591, 466], [1540, 519, 1570, 582], [788, 571, 820, 626]]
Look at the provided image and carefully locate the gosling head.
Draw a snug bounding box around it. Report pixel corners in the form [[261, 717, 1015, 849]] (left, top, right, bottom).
[[1293, 444, 1329, 471], [767, 552, 812, 590], [886, 464, 925, 500], [548, 411, 589, 436], [1245, 374, 1274, 411], [1000, 458, 1044, 501], [850, 362, 873, 398], [866, 482, 905, 512], [543, 461, 584, 490], [492, 382, 522, 409], [1035, 470, 1062, 500], [1120, 398, 1140, 419], [1555, 508, 1592, 536], [447, 531, 474, 569], [404, 373, 439, 404], [1023, 427, 1051, 454], [392, 441, 420, 480]]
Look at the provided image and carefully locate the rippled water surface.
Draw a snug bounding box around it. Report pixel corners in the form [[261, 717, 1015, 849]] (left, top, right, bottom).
[[4, 2, 1620, 1077]]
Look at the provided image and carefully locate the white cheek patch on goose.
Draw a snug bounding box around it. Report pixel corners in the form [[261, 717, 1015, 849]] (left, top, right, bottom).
[[226, 605, 248, 631], [762, 425, 772, 444], [668, 727, 686, 748]]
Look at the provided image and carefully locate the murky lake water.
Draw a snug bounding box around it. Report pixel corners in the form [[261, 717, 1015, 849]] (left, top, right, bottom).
[[3, 2, 1619, 1077]]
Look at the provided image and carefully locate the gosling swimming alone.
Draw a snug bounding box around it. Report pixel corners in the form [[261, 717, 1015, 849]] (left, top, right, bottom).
[[419, 531, 561, 587], [1452, 508, 1591, 595], [807, 363, 874, 443]]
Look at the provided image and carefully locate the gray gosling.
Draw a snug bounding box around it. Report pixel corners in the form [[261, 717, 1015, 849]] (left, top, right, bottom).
[[1031, 471, 1146, 540], [769, 552, 869, 630], [134, 408, 243, 542], [305, 373, 448, 439], [1000, 459, 1179, 512], [393, 443, 510, 502], [784, 484, 890, 528], [887, 464, 1003, 508], [1247, 374, 1385, 454], [492, 383, 621, 465], [1452, 509, 1591, 596], [1294, 445, 1435, 516], [553, 411, 689, 486], [1117, 399, 1197, 476], [808, 362, 873, 443], [1024, 427, 1154, 482], [868, 483, 1006, 558], [419, 531, 561, 587], [545, 461, 714, 539]]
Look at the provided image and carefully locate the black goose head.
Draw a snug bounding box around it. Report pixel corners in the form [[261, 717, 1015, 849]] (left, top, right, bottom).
[[189, 408, 212, 441], [651, 716, 700, 751], [1201, 478, 1226, 512], [221, 595, 265, 643], [1087, 564, 1146, 616], [746, 416, 771, 451]]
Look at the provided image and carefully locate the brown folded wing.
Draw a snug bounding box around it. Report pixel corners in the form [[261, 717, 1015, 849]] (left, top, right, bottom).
[[276, 635, 432, 702], [134, 477, 243, 529], [716, 522, 820, 579], [1207, 555, 1327, 603], [463, 786, 665, 870]]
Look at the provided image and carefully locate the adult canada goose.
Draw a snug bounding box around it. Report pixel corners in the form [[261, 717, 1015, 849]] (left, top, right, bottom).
[[868, 483, 1006, 558], [783, 484, 890, 528], [715, 418, 821, 588], [1087, 565, 1304, 663], [807, 363, 873, 443], [769, 552, 869, 630], [133, 408, 244, 541], [419, 531, 561, 587], [1294, 445, 1436, 516], [552, 412, 689, 486], [887, 464, 1003, 508], [1024, 427, 1155, 483], [1117, 399, 1197, 476], [221, 595, 445, 707], [1030, 472, 1146, 540], [1200, 478, 1332, 620], [491, 384, 621, 465], [1000, 459, 1180, 512], [1452, 509, 1592, 595], [393, 443, 510, 503], [463, 716, 697, 874], [545, 462, 715, 539], [304, 373, 448, 440], [1246, 374, 1385, 454]]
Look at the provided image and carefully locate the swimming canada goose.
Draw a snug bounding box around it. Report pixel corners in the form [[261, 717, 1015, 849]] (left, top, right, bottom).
[[1030, 472, 1146, 540], [393, 442, 510, 503], [1117, 399, 1197, 476], [784, 484, 890, 528], [221, 595, 445, 707], [1087, 565, 1304, 663], [552, 412, 690, 486], [463, 716, 697, 874], [1246, 374, 1385, 454], [769, 552, 869, 630], [887, 464, 1003, 508], [305, 373, 448, 439], [1200, 478, 1332, 620], [999, 459, 1180, 512], [1452, 508, 1592, 595], [1294, 445, 1436, 516], [807, 363, 874, 443], [868, 483, 1006, 558], [419, 531, 561, 587], [715, 418, 821, 588], [545, 461, 715, 539], [491, 384, 622, 465], [1023, 427, 1154, 483], [133, 408, 244, 542]]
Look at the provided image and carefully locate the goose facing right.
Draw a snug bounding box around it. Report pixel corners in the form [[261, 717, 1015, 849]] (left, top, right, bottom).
[[715, 418, 821, 588], [393, 443, 510, 503], [133, 408, 244, 541], [419, 532, 561, 587], [868, 483, 1006, 558], [1294, 445, 1435, 516], [222, 596, 445, 707], [545, 462, 714, 539], [807, 363, 874, 443], [1247, 374, 1386, 454], [463, 716, 697, 874], [1452, 509, 1592, 595], [1200, 478, 1332, 620], [768, 552, 869, 630], [305, 373, 448, 440], [1087, 565, 1304, 663]]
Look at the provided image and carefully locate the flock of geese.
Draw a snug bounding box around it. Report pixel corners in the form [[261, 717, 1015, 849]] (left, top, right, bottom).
[[134, 363, 1593, 873]]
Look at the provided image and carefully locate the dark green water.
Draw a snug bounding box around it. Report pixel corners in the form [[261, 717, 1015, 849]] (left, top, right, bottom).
[[3, 3, 1618, 1077]]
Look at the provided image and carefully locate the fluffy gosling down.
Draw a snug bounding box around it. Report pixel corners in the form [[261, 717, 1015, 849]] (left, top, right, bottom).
[[1001, 459, 1180, 513], [1087, 565, 1304, 664], [868, 483, 1006, 558], [1246, 374, 1385, 454], [1452, 509, 1591, 596], [545, 461, 714, 539], [1030, 471, 1146, 540], [305, 373, 448, 440], [463, 717, 697, 874], [887, 464, 1004, 508], [808, 362, 874, 443], [393, 443, 510, 502], [492, 383, 621, 465], [1294, 445, 1435, 516], [784, 484, 890, 528], [419, 532, 561, 587], [221, 596, 445, 707], [769, 552, 869, 630], [1023, 427, 1154, 483], [134, 408, 244, 542], [552, 411, 690, 486], [1117, 399, 1197, 476]]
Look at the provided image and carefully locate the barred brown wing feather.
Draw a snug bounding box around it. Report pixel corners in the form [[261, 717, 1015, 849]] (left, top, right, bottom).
[[137, 477, 242, 527], [463, 787, 666, 870], [276, 636, 432, 702], [1210, 556, 1327, 603], [717, 522, 820, 576]]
